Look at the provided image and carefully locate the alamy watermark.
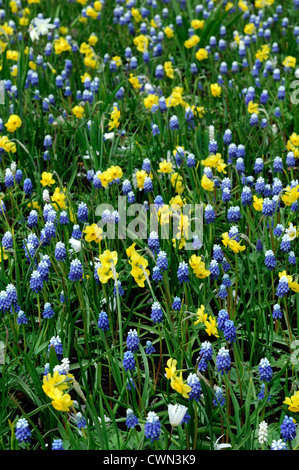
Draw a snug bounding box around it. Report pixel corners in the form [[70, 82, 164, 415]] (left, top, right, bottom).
[[94, 198, 203, 251]]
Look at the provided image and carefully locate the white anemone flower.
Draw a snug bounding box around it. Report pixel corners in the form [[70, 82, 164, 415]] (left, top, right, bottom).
[[69, 237, 82, 253], [168, 403, 188, 428], [29, 18, 55, 42], [213, 435, 232, 450], [103, 132, 115, 141]]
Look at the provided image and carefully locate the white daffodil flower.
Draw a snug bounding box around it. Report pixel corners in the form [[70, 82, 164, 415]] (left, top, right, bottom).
[[29, 18, 55, 42], [285, 223, 297, 241]]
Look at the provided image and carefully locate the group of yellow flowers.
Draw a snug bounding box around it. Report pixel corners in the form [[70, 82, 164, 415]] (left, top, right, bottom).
[[222, 233, 246, 254], [72, 104, 121, 132], [165, 358, 192, 399], [201, 153, 227, 174], [4, 114, 22, 133], [0, 114, 22, 154], [140, 84, 204, 120], [189, 255, 210, 279], [97, 250, 118, 284], [84, 223, 103, 244], [108, 106, 121, 131], [0, 135, 16, 154], [126, 243, 150, 288], [97, 165, 123, 188], [164, 306, 221, 400], [42, 371, 74, 412], [194, 305, 219, 338], [278, 271, 299, 294]]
